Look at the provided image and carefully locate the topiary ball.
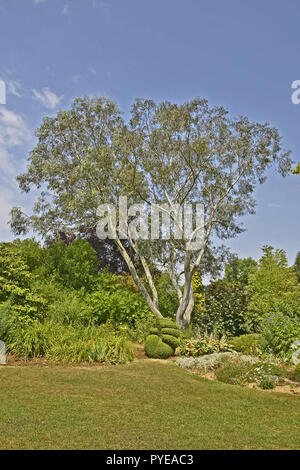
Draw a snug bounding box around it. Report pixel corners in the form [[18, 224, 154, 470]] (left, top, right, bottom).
[[161, 327, 181, 338], [149, 327, 159, 335], [144, 334, 173, 359], [157, 318, 178, 330], [161, 334, 180, 352]]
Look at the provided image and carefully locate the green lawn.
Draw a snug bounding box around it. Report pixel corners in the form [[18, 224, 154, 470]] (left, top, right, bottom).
[[0, 360, 299, 450]]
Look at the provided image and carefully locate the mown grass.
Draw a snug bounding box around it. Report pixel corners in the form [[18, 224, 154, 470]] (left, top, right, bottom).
[[0, 360, 299, 449]]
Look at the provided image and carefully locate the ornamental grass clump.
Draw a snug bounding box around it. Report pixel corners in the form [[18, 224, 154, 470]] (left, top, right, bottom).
[[7, 321, 134, 364]]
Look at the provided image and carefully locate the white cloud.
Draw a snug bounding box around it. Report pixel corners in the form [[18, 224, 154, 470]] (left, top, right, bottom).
[[0, 109, 29, 184], [7, 80, 22, 98], [0, 107, 31, 205], [267, 203, 282, 209], [0, 147, 15, 176], [0, 107, 30, 147], [32, 87, 62, 109], [0, 108, 32, 239], [33, 0, 46, 4], [0, 107, 32, 240]]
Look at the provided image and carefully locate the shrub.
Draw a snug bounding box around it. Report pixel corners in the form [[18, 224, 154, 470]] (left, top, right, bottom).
[[130, 316, 157, 342], [0, 302, 14, 341], [191, 270, 206, 327], [247, 246, 300, 327], [198, 280, 250, 337], [88, 286, 151, 326], [149, 327, 159, 335], [259, 310, 300, 360], [40, 239, 99, 291], [176, 352, 286, 389], [161, 334, 180, 352], [215, 363, 249, 386], [161, 327, 181, 338], [179, 335, 233, 357], [46, 294, 90, 326], [143, 317, 180, 358], [157, 318, 178, 329], [176, 352, 258, 372], [155, 274, 179, 319], [291, 364, 300, 382], [144, 334, 173, 359], [246, 362, 286, 384], [0, 242, 46, 320], [229, 334, 261, 355], [259, 378, 276, 390], [6, 321, 134, 364]]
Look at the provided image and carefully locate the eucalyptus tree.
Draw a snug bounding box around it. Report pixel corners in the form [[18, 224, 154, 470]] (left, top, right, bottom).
[[11, 96, 293, 329]]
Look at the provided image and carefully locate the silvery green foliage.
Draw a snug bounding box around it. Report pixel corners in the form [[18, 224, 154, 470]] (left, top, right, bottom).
[[176, 352, 259, 372], [10, 96, 294, 328], [291, 340, 300, 365]]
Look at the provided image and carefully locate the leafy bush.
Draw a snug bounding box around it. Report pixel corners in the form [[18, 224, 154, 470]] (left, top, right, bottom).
[[259, 378, 276, 390], [155, 274, 179, 319], [161, 334, 180, 351], [215, 358, 286, 388], [191, 270, 205, 326], [215, 363, 249, 386], [40, 239, 99, 291], [6, 321, 134, 364], [291, 364, 300, 382], [246, 362, 286, 384], [259, 310, 300, 360], [88, 286, 151, 326], [0, 302, 15, 341], [0, 242, 46, 319], [144, 334, 173, 359], [179, 335, 233, 357], [161, 327, 181, 338], [247, 246, 300, 328], [144, 317, 180, 358], [150, 327, 159, 335], [177, 352, 285, 390], [224, 255, 257, 286], [229, 334, 261, 355], [157, 318, 178, 329], [46, 294, 90, 326], [176, 352, 258, 372], [198, 280, 250, 337], [128, 316, 157, 343]]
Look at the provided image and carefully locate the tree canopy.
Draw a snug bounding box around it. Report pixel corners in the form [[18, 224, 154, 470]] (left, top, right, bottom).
[[10, 96, 294, 328], [247, 246, 300, 329]]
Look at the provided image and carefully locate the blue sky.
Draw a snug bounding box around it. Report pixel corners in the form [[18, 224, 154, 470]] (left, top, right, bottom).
[[0, 0, 299, 264]]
